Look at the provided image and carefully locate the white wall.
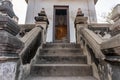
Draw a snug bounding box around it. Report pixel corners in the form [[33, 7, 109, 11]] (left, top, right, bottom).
[[25, 0, 97, 42]]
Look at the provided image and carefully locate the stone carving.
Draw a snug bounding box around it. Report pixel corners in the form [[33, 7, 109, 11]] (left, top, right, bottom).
[[38, 8, 46, 16], [0, 0, 17, 18], [110, 4, 120, 36], [0, 62, 17, 80], [35, 8, 49, 24], [76, 8, 84, 17]]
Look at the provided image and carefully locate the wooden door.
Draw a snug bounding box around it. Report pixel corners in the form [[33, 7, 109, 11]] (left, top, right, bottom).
[[53, 6, 70, 43]]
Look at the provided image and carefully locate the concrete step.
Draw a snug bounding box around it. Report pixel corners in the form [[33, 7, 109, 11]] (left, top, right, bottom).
[[43, 43, 81, 49], [36, 55, 87, 64], [39, 48, 82, 54], [43, 47, 81, 50], [30, 64, 93, 76], [25, 76, 98, 80], [39, 52, 83, 56]]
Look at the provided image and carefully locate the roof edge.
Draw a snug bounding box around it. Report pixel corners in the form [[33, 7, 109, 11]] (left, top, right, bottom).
[[25, 0, 98, 4]]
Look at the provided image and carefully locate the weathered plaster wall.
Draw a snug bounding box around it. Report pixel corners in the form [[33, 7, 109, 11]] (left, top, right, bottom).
[[25, 0, 97, 42]]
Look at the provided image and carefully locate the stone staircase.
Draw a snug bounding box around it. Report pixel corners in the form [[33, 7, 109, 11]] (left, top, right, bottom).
[[25, 43, 97, 80]]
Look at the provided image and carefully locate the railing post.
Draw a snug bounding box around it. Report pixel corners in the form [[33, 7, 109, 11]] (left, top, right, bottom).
[[35, 8, 49, 43], [0, 1, 23, 80], [74, 8, 88, 43]]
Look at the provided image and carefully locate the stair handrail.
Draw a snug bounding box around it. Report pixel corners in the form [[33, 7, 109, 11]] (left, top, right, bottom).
[[19, 8, 49, 65], [80, 27, 105, 59], [80, 27, 120, 58], [19, 26, 43, 65]]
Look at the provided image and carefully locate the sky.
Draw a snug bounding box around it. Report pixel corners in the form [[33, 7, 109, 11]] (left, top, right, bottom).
[[12, 0, 120, 24], [95, 0, 120, 22]]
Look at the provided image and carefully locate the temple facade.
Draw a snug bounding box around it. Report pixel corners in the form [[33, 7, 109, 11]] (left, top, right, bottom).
[[0, 0, 120, 80], [25, 0, 98, 42]]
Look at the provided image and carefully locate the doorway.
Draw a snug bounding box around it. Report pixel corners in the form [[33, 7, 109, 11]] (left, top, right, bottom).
[[53, 6, 70, 43]]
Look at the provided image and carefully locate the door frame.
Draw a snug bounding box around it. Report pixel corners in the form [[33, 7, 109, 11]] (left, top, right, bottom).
[[53, 5, 70, 43]]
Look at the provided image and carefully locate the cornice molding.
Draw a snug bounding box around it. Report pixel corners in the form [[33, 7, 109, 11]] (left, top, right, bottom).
[[25, 0, 98, 4]]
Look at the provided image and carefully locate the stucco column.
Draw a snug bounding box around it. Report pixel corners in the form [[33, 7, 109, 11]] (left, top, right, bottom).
[[74, 8, 88, 43], [35, 8, 49, 43]]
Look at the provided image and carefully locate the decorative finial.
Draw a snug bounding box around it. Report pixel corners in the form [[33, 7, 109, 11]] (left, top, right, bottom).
[[76, 8, 84, 16], [74, 8, 88, 25], [38, 8, 46, 16], [35, 8, 49, 24]]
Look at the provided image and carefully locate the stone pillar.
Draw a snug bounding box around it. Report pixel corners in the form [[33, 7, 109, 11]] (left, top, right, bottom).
[[35, 8, 49, 43], [0, 15, 24, 80], [0, 1, 23, 80], [74, 8, 88, 43]]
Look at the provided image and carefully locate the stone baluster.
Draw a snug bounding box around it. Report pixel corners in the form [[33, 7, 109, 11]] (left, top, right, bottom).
[[0, 0, 24, 80], [74, 8, 88, 43], [35, 8, 49, 43]]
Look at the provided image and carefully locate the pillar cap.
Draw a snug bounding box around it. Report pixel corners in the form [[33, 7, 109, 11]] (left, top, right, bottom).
[[74, 8, 88, 26]]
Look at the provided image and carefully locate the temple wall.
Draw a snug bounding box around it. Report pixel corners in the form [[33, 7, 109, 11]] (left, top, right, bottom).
[[25, 0, 97, 42]]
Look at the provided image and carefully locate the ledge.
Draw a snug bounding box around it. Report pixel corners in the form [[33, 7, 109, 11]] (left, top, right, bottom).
[[25, 0, 98, 4]]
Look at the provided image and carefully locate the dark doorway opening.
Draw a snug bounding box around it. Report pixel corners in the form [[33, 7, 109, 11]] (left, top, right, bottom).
[[56, 9, 67, 15]]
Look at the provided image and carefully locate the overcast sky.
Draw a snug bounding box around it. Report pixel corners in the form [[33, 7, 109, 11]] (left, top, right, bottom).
[[12, 0, 120, 24]]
